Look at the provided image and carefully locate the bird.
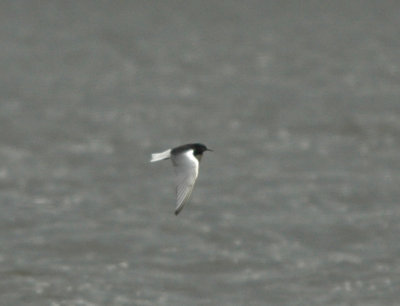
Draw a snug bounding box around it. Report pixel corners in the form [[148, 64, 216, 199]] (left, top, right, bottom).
[[150, 143, 212, 215]]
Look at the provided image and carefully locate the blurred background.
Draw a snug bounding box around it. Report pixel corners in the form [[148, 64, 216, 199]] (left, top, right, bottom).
[[1, 1, 400, 305]]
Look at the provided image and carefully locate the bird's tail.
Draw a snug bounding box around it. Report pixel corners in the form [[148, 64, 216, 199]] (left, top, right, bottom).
[[150, 149, 171, 162]]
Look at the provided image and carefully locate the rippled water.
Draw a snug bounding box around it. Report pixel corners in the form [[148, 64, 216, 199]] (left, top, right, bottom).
[[1, 1, 400, 305]]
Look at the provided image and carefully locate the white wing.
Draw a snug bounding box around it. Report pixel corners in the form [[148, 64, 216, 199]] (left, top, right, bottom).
[[172, 150, 199, 215]]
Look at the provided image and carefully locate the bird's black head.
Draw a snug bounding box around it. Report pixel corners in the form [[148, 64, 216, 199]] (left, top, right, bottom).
[[171, 143, 212, 158], [191, 143, 212, 155]]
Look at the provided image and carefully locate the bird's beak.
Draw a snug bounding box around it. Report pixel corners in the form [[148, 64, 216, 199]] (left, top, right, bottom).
[[206, 148, 213, 152]]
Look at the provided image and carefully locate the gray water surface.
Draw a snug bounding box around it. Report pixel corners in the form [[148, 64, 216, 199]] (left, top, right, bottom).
[[1, 1, 400, 305]]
